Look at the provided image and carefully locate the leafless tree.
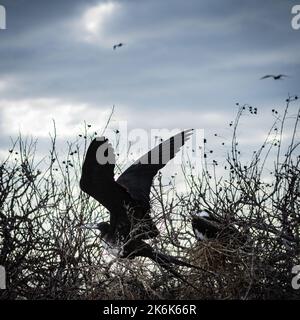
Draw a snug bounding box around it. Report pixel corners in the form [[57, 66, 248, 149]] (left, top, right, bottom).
[[0, 97, 299, 299]]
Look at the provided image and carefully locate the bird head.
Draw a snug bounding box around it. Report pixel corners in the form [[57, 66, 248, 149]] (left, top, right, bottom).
[[191, 210, 211, 219], [79, 222, 110, 238]]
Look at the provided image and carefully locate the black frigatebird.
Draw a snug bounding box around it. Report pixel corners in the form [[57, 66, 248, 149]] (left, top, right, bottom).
[[191, 210, 246, 244], [79, 130, 214, 278], [260, 74, 288, 80], [113, 43, 125, 50]]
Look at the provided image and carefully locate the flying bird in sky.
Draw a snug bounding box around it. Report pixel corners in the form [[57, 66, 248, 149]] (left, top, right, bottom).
[[113, 43, 125, 50], [79, 130, 213, 279], [260, 74, 288, 80]]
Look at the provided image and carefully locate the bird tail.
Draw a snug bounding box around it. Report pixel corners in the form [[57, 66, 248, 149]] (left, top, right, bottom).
[[147, 251, 208, 294], [149, 251, 218, 277], [133, 245, 219, 292]]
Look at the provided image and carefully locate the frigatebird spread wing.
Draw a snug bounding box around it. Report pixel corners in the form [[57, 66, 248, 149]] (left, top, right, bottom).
[[117, 129, 194, 209], [260, 74, 287, 80], [260, 75, 274, 79], [80, 137, 132, 231]]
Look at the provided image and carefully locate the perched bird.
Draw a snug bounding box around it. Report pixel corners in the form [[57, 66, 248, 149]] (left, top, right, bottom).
[[191, 210, 246, 244], [192, 211, 217, 241], [260, 74, 288, 80], [113, 43, 124, 50], [79, 130, 209, 275]]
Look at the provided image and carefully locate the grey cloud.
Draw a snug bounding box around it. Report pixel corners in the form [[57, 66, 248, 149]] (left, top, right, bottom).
[[0, 0, 299, 152]]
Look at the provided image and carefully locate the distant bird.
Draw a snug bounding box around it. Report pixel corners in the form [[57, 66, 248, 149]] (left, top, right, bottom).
[[113, 43, 124, 50], [260, 74, 288, 80], [191, 210, 246, 244], [79, 130, 212, 277]]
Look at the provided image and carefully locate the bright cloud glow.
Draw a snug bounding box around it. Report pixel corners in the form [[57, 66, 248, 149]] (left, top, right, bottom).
[[0, 98, 112, 138], [81, 1, 121, 46], [0, 81, 7, 92], [0, 78, 15, 92]]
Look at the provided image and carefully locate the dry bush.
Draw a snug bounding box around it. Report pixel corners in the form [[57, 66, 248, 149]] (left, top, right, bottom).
[[0, 97, 299, 300]]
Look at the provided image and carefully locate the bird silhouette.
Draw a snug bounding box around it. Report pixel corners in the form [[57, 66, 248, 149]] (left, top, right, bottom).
[[79, 130, 213, 277], [113, 43, 124, 50], [260, 74, 288, 80]]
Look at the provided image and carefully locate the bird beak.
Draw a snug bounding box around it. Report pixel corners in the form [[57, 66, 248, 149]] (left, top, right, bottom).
[[191, 211, 200, 218], [78, 223, 99, 230]]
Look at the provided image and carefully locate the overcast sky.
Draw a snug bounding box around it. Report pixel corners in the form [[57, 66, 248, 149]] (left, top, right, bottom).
[[0, 0, 299, 170]]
